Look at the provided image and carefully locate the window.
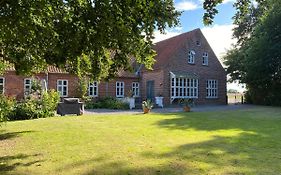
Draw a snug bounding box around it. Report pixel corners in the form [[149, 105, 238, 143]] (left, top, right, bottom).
[[132, 82, 140, 97], [188, 50, 195, 64], [89, 81, 98, 97], [196, 41, 201, 46], [24, 78, 32, 96], [116, 81, 124, 97], [203, 52, 208, 66], [0, 77, 4, 94], [171, 77, 198, 98], [57, 80, 68, 97], [206, 80, 218, 98]]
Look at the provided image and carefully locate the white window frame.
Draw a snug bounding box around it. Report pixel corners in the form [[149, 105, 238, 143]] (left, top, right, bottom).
[[202, 52, 208, 66], [206, 80, 218, 98], [57, 80, 68, 97], [116, 81, 124, 98], [188, 50, 195, 64], [24, 78, 32, 96], [132, 82, 140, 97], [0, 77, 4, 94], [171, 77, 198, 99], [89, 81, 98, 97]]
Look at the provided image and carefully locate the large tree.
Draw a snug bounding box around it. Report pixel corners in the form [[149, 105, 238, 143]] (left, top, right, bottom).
[[0, 0, 180, 79], [224, 0, 281, 105]]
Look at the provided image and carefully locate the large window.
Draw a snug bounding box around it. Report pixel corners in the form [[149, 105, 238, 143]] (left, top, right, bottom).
[[57, 80, 68, 97], [171, 78, 198, 98], [116, 81, 124, 97], [0, 77, 4, 94], [206, 80, 218, 98], [202, 52, 208, 66], [132, 82, 140, 97], [188, 50, 195, 64], [24, 78, 32, 96], [89, 81, 98, 97]]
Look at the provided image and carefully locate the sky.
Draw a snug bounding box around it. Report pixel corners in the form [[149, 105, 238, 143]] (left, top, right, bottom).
[[153, 0, 245, 92]]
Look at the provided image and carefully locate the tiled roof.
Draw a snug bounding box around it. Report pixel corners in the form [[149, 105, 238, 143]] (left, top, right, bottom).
[[152, 28, 200, 70], [4, 65, 67, 73]]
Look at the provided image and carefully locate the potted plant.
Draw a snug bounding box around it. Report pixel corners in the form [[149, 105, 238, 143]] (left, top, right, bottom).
[[180, 98, 194, 112], [142, 100, 153, 114]]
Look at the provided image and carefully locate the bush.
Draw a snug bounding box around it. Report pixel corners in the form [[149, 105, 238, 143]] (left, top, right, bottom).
[[0, 95, 15, 124], [85, 97, 129, 110], [9, 90, 60, 121]]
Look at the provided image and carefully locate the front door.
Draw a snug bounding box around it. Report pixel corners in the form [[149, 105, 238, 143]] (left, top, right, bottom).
[[146, 81, 154, 101]]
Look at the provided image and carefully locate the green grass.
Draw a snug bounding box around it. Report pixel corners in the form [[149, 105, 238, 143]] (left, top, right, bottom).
[[1, 106, 281, 175]]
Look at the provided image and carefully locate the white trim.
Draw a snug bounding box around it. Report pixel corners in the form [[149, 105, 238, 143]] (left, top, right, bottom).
[[24, 78, 32, 96], [188, 50, 195, 64], [171, 77, 198, 99], [206, 79, 218, 98], [202, 52, 208, 66], [0, 77, 4, 94], [116, 81, 124, 98], [88, 81, 98, 97], [57, 79, 68, 97], [132, 82, 140, 97]]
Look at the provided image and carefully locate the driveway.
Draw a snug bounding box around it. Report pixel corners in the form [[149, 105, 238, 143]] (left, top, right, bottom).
[[84, 104, 257, 115]]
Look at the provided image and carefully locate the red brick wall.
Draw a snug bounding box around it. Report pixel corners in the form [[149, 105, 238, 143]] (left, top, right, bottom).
[[48, 73, 79, 97], [1, 71, 47, 100]]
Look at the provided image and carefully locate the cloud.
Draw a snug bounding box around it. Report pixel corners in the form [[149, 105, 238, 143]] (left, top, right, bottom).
[[175, 1, 199, 11], [198, 0, 235, 5], [201, 24, 237, 60], [152, 31, 181, 43]]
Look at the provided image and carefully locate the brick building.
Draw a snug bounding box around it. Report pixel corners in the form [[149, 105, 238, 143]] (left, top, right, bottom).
[[0, 28, 226, 106]]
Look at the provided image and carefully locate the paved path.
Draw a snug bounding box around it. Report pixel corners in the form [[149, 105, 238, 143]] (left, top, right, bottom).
[[84, 104, 257, 115]]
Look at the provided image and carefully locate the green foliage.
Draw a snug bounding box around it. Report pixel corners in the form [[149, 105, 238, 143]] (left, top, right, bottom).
[[76, 78, 89, 100], [85, 97, 129, 110], [179, 98, 194, 107], [8, 90, 60, 121], [225, 1, 281, 106], [142, 100, 153, 110], [0, 95, 15, 124], [0, 0, 180, 79]]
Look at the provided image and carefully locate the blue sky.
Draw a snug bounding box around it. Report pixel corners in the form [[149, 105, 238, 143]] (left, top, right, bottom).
[[153, 0, 246, 92]]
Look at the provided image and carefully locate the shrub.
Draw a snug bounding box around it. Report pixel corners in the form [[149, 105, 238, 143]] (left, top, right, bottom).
[[9, 90, 60, 121], [0, 95, 15, 124], [85, 97, 129, 110]]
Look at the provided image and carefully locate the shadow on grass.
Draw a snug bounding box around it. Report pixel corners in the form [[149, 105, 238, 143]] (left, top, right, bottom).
[[66, 111, 281, 174], [0, 130, 35, 141], [0, 153, 44, 174]]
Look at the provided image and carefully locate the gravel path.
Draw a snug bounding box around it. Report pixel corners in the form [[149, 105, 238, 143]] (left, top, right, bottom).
[[84, 104, 257, 115]]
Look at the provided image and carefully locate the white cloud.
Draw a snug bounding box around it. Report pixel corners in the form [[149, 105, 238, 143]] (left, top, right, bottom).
[[152, 31, 181, 43], [201, 24, 237, 60], [198, 0, 235, 5], [175, 1, 199, 11]]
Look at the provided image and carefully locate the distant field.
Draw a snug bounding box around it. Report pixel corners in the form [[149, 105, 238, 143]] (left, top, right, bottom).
[[1, 106, 281, 175], [228, 93, 244, 104]]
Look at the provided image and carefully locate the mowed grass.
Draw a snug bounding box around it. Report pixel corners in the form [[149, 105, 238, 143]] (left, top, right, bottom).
[[1, 107, 281, 175]]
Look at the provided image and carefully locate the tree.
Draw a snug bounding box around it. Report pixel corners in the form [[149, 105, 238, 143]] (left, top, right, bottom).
[[224, 1, 281, 105], [0, 0, 180, 79]]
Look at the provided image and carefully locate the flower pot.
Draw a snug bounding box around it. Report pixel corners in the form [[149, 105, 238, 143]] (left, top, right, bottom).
[[183, 106, 191, 112], [143, 107, 150, 114]]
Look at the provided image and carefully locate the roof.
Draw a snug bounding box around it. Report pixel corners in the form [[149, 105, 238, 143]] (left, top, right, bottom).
[[4, 65, 67, 74], [152, 28, 201, 70], [170, 71, 199, 79]]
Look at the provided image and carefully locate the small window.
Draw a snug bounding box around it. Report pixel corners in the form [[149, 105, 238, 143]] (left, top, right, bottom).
[[24, 78, 32, 96], [89, 81, 98, 97], [196, 41, 201, 46], [203, 52, 208, 66], [206, 80, 218, 98], [116, 81, 124, 97], [57, 80, 68, 97], [188, 50, 195, 64], [132, 82, 140, 97], [0, 77, 4, 94]]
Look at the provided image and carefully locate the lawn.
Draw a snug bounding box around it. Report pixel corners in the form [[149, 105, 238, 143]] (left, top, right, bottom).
[[1, 106, 281, 175]]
